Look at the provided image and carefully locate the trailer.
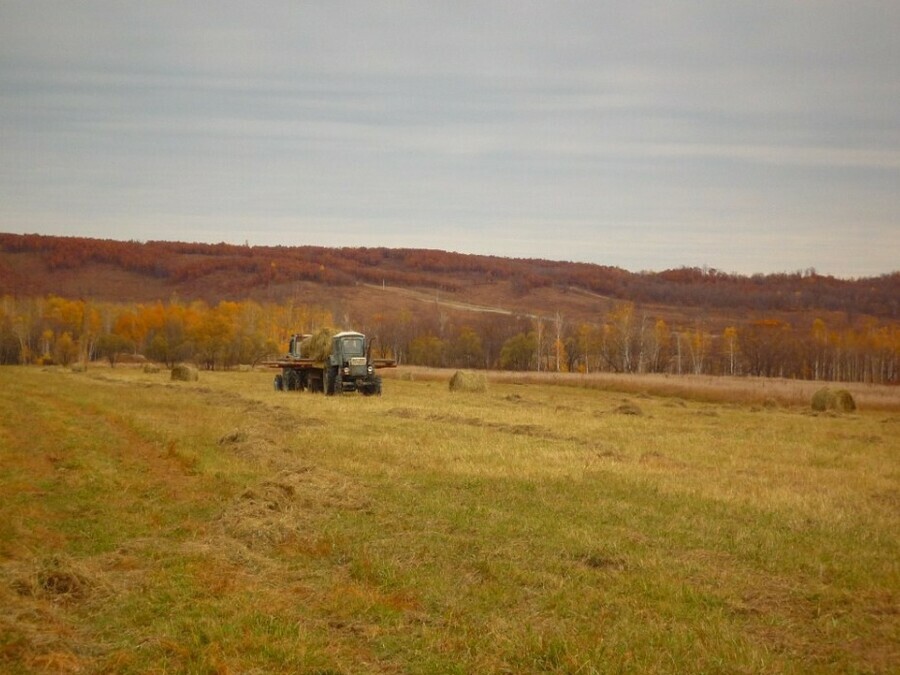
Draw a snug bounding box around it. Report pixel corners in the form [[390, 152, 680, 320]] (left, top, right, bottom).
[[268, 330, 395, 396]]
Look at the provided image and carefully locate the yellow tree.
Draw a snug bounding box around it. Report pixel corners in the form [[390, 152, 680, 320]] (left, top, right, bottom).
[[233, 300, 279, 366], [409, 335, 445, 367], [54, 332, 79, 366], [810, 318, 828, 380], [553, 336, 569, 372], [575, 322, 596, 373], [648, 319, 671, 373], [723, 326, 738, 376], [113, 308, 147, 353], [688, 326, 711, 375], [450, 327, 483, 368], [600, 302, 637, 372]]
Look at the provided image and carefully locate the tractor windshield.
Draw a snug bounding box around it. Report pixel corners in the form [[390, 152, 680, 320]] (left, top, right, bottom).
[[340, 337, 365, 356]]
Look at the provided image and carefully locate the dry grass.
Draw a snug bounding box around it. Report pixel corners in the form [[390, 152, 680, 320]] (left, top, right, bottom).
[[1, 364, 898, 673], [389, 366, 900, 412]]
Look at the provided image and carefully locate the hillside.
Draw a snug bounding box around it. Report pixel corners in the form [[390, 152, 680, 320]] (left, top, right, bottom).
[[1, 233, 897, 329]]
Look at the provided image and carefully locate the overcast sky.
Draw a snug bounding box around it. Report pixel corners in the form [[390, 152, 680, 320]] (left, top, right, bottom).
[[1, 2, 897, 278]]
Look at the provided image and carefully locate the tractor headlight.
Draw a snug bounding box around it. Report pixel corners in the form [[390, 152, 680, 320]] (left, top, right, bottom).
[[343, 367, 350, 375], [367, 365, 374, 374]]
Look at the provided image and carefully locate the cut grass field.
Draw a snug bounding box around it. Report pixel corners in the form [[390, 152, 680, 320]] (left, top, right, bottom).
[[0, 365, 897, 673]]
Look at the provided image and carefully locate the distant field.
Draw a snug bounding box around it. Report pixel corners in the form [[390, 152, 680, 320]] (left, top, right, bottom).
[[392, 367, 900, 411], [1, 365, 898, 673]]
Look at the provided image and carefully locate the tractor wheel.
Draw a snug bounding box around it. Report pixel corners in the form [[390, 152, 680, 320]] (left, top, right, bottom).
[[274, 374, 284, 391], [362, 376, 382, 396], [334, 372, 343, 395], [323, 368, 334, 396]]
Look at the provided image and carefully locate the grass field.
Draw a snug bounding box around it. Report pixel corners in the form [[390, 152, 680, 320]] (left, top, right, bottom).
[[0, 365, 897, 673]]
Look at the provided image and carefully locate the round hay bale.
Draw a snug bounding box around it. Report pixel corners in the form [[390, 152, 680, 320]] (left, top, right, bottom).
[[171, 364, 199, 382], [831, 389, 856, 413], [449, 370, 487, 393], [143, 363, 160, 374], [811, 388, 832, 412], [811, 387, 857, 413]]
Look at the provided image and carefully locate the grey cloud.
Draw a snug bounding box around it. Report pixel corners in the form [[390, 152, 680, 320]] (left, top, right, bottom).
[[0, 1, 897, 277]]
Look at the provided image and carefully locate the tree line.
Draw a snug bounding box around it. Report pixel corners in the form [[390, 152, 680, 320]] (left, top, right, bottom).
[[1, 294, 896, 384]]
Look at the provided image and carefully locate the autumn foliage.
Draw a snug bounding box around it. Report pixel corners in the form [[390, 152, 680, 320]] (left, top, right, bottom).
[[0, 233, 897, 382]]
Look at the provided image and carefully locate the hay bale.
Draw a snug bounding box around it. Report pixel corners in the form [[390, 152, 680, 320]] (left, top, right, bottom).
[[302, 328, 335, 361], [449, 370, 487, 393], [171, 364, 199, 382], [831, 389, 856, 413], [811, 387, 832, 411], [143, 363, 160, 374], [811, 387, 856, 413]]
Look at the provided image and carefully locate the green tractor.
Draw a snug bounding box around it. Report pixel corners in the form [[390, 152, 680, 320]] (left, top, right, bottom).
[[271, 331, 394, 396]]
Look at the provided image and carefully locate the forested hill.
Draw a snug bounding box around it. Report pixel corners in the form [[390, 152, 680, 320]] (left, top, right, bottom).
[[0, 232, 897, 320]]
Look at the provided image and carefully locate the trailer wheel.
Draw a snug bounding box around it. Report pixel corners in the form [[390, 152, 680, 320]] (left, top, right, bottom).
[[323, 367, 334, 396], [274, 374, 284, 391], [285, 370, 300, 391]]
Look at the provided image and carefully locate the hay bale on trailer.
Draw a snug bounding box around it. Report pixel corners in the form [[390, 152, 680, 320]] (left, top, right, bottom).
[[171, 364, 199, 382], [811, 387, 856, 413], [303, 328, 335, 362], [449, 370, 487, 393]]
